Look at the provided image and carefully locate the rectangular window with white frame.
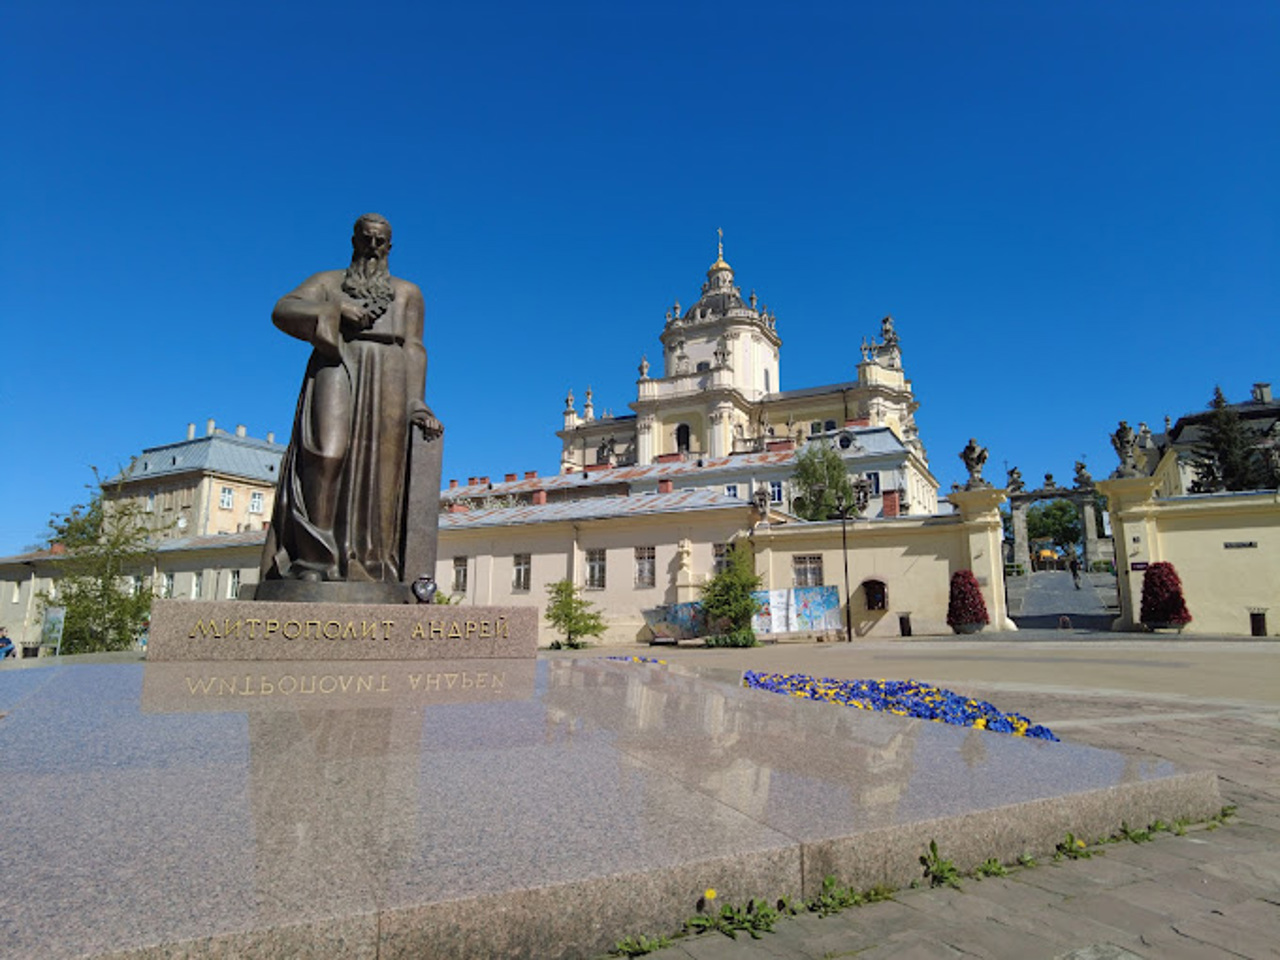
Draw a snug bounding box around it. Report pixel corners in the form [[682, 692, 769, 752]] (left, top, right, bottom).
[[249, 491, 264, 514], [713, 543, 731, 575], [634, 546, 655, 588], [219, 487, 234, 510], [866, 472, 881, 496], [769, 480, 784, 503], [724, 483, 739, 498], [228, 569, 241, 599], [192, 572, 203, 599], [512, 553, 531, 592], [585, 548, 606, 589], [793, 554, 824, 588], [452, 557, 468, 594], [162, 572, 174, 599]]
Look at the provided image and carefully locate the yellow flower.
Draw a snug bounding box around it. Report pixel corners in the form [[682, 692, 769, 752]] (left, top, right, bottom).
[[1076, 839, 1086, 849], [704, 888, 717, 901]]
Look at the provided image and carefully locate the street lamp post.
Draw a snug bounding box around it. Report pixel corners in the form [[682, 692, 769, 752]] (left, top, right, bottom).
[[830, 476, 874, 644], [833, 491, 853, 643]]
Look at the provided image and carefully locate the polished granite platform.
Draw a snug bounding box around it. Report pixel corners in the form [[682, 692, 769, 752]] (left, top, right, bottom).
[[0, 657, 1219, 959]]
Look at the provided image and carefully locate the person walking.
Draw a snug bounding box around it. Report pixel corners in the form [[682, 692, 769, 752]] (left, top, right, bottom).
[[1069, 555, 1081, 589]]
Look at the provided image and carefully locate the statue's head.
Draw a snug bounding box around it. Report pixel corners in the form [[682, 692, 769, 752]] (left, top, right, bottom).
[[352, 213, 392, 260]]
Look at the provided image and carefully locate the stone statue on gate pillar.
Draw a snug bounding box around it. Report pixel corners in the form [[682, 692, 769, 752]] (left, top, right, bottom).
[[257, 214, 444, 603], [1110, 421, 1140, 478], [960, 438, 991, 489]]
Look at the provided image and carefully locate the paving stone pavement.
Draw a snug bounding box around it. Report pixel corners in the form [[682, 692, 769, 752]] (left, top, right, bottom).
[[596, 639, 1280, 960]]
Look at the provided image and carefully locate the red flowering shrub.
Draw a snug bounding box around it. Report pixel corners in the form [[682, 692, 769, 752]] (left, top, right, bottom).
[[946, 570, 990, 628], [1139, 562, 1192, 627]]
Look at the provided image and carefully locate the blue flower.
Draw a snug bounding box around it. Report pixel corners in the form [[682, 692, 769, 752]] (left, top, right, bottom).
[[740, 672, 1058, 742]]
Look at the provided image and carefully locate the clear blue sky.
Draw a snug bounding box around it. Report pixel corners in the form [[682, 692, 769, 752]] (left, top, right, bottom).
[[1, 0, 1275, 556]]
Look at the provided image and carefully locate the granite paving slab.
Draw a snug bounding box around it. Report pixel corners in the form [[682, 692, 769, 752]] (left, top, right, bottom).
[[0, 657, 1220, 959]]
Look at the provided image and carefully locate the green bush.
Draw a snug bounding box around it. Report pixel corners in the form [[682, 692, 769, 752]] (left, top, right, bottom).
[[544, 580, 606, 648], [705, 628, 758, 648], [700, 542, 761, 647]]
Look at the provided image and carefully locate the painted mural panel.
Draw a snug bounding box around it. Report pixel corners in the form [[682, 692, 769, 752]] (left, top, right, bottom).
[[645, 586, 840, 640]]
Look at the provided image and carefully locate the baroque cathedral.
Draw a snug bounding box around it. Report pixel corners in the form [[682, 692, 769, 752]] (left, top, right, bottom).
[[555, 235, 938, 517]]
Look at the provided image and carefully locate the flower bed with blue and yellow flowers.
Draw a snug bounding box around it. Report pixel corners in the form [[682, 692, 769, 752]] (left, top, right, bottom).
[[742, 672, 1059, 742]]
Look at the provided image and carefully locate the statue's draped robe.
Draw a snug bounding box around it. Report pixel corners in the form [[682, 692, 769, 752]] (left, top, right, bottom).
[[261, 271, 426, 583]]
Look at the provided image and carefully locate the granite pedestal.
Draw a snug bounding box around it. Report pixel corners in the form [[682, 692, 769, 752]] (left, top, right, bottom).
[[147, 599, 536, 661], [0, 657, 1219, 959]]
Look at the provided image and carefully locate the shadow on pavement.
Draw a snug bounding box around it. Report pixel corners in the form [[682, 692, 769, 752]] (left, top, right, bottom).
[[1010, 613, 1114, 631]]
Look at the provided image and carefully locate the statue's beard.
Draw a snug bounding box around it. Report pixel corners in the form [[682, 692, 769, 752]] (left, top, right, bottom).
[[342, 254, 395, 321]]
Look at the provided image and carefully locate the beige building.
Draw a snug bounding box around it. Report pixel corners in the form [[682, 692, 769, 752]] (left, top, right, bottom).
[[21, 253, 1276, 647], [107, 419, 285, 541]]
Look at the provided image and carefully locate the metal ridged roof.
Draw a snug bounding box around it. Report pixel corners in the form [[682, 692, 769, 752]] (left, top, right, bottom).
[[444, 427, 905, 499], [116, 432, 285, 485], [155, 530, 268, 552], [441, 489, 752, 529]]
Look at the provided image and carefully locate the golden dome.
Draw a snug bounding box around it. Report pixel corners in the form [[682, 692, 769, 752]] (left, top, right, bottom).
[[707, 227, 732, 274]]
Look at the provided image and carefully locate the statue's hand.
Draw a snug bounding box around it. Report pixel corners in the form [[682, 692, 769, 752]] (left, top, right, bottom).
[[339, 298, 375, 331], [410, 400, 443, 440]]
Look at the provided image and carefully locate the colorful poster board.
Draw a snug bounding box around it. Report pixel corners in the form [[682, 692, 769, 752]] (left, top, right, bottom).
[[644, 586, 841, 640]]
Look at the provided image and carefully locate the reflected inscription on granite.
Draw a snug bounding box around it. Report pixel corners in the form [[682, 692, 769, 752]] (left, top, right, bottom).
[[180, 668, 511, 698], [142, 658, 538, 713]]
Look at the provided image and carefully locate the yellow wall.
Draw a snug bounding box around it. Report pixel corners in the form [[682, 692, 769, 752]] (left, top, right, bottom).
[[1100, 478, 1278, 635]]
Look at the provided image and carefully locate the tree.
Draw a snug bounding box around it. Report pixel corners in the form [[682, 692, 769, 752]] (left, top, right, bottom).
[[544, 579, 606, 649], [1025, 499, 1082, 548], [39, 474, 157, 654], [1189, 386, 1268, 492], [698, 541, 761, 647], [791, 441, 855, 521]]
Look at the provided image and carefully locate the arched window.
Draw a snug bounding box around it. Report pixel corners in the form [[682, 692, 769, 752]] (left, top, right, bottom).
[[863, 579, 888, 611], [675, 424, 691, 454]]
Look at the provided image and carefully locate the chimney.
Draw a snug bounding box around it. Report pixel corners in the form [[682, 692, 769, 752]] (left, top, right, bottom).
[[1253, 383, 1273, 403], [504, 473, 517, 483], [267, 431, 275, 444], [531, 489, 547, 505], [449, 479, 458, 489], [187, 422, 196, 441], [235, 424, 247, 438], [658, 479, 674, 494], [206, 418, 216, 436], [524, 470, 538, 480], [882, 489, 900, 518]]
